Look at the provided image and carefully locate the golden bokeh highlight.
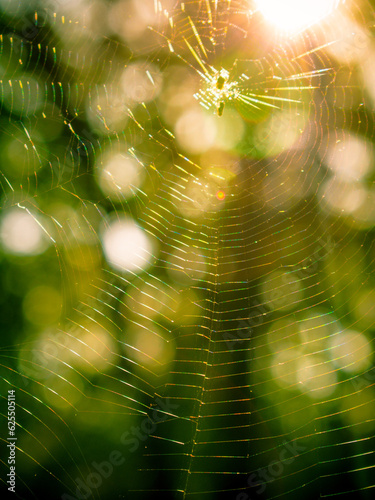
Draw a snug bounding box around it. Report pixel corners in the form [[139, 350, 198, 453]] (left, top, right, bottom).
[[124, 276, 180, 322], [298, 310, 340, 353], [272, 348, 303, 388], [101, 217, 155, 274], [297, 354, 337, 399], [0, 207, 51, 256], [123, 326, 175, 371], [61, 322, 117, 375], [328, 330, 373, 374], [266, 318, 300, 353], [96, 152, 145, 200]]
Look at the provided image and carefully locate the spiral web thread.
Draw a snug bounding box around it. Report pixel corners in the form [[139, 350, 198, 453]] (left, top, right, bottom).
[[0, 1, 375, 499]]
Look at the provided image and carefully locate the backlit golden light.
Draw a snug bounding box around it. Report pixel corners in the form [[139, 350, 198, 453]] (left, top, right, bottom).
[[2, 1, 375, 498], [254, 0, 342, 33]]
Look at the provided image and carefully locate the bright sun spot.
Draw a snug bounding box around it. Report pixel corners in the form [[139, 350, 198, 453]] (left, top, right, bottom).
[[254, 0, 342, 33]]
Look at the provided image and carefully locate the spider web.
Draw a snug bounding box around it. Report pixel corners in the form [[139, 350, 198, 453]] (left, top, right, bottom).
[[0, 1, 375, 499]]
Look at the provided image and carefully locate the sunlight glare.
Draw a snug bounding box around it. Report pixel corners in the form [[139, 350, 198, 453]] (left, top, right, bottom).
[[254, 0, 341, 33]]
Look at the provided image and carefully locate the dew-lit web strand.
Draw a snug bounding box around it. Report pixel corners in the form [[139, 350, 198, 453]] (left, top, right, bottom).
[[20, 340, 157, 415], [97, 13, 374, 500], [146, 6, 371, 494], [156, 204, 254, 495], [160, 2, 349, 119], [0, 35, 206, 206], [0, 29, 165, 190], [0, 0, 250, 446], [69, 271, 198, 421], [5, 337, 154, 413], [0, 217, 192, 444], [0, 1, 374, 498], [3, 315, 188, 421], [151, 10, 316, 114]]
